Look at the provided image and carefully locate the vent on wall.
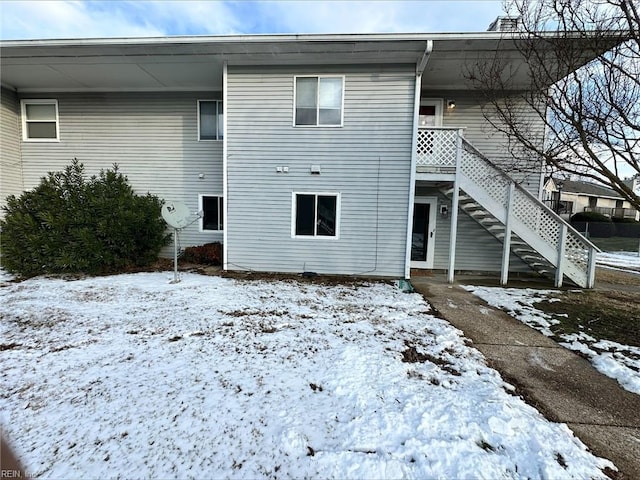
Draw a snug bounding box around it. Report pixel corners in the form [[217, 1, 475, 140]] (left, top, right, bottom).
[[487, 16, 521, 32]]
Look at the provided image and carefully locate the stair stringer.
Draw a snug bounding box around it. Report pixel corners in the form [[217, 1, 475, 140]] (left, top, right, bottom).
[[449, 192, 556, 279], [456, 170, 588, 286]]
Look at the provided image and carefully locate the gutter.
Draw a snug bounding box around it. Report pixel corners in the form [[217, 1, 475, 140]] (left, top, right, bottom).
[[404, 39, 433, 279], [0, 31, 515, 48]]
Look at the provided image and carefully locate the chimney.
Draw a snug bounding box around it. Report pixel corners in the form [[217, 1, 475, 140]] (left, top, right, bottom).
[[623, 175, 640, 193], [487, 16, 521, 32]]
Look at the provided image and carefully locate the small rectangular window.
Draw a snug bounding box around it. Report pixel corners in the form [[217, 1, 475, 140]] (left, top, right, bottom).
[[293, 193, 339, 238], [201, 195, 224, 231], [294, 76, 343, 127], [21, 99, 59, 141], [198, 100, 224, 140]]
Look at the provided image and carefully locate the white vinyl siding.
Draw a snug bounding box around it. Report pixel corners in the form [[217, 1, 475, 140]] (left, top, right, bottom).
[[292, 192, 340, 238], [0, 87, 23, 218], [21, 99, 59, 141], [294, 76, 344, 127], [227, 65, 414, 277], [17, 92, 224, 253], [430, 89, 544, 196], [414, 185, 532, 273]]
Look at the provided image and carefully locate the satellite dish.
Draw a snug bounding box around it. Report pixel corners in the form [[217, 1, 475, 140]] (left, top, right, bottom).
[[161, 201, 193, 284], [162, 202, 191, 229]]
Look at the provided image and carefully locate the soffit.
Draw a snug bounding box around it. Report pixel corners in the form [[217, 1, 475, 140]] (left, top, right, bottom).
[[0, 34, 613, 92]]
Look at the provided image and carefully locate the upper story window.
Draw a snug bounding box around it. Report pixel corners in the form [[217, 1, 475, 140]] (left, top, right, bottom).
[[198, 100, 223, 140], [21, 99, 59, 141], [294, 76, 344, 127]]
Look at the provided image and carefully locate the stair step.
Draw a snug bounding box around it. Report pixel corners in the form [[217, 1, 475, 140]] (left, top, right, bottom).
[[476, 216, 500, 223], [481, 221, 502, 229], [513, 248, 538, 256], [528, 262, 551, 268], [467, 209, 491, 216], [441, 179, 588, 287], [520, 255, 549, 265], [460, 202, 480, 210]]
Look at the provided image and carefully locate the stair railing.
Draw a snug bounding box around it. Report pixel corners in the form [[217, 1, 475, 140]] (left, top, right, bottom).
[[458, 139, 599, 288]]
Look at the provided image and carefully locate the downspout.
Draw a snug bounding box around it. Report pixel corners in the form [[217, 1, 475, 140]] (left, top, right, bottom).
[[222, 61, 229, 271], [404, 40, 433, 279], [538, 88, 551, 201]]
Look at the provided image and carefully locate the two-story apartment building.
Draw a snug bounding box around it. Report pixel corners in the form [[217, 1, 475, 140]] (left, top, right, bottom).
[[0, 27, 604, 287]]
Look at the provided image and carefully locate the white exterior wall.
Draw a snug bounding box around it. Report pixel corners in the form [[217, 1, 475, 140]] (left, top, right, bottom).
[[226, 65, 415, 277], [0, 87, 23, 217], [16, 92, 223, 251], [415, 185, 532, 272], [427, 90, 544, 196]]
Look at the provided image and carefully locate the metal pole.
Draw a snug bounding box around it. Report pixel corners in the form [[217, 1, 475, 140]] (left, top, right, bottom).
[[173, 228, 179, 283]]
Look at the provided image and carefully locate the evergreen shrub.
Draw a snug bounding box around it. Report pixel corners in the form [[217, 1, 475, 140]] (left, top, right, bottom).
[[570, 212, 616, 238], [0, 159, 170, 277]]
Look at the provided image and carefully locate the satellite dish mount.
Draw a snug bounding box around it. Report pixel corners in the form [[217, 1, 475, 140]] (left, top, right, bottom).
[[161, 202, 193, 283]]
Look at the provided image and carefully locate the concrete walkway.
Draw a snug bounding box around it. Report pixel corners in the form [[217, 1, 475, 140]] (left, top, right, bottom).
[[411, 274, 640, 479]]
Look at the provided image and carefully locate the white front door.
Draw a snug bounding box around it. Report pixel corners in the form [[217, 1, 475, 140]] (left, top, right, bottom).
[[419, 98, 443, 127], [410, 196, 437, 269]]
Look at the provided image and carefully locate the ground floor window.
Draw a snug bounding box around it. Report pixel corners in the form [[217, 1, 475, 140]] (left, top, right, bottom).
[[292, 192, 339, 237], [200, 195, 223, 231]]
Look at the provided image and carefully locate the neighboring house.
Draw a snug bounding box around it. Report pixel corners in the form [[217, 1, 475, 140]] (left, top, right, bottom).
[[543, 178, 639, 221], [0, 23, 607, 288]]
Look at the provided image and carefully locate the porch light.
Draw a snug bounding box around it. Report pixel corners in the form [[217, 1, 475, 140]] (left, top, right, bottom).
[[447, 100, 456, 108]]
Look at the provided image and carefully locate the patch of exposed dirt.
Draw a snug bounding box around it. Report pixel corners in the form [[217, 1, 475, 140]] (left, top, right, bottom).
[[595, 267, 640, 289], [401, 341, 461, 376], [220, 269, 378, 287]]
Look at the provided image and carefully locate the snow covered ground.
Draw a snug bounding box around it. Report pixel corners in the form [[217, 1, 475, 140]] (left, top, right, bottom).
[[596, 250, 640, 273], [465, 286, 640, 395], [0, 270, 615, 479]]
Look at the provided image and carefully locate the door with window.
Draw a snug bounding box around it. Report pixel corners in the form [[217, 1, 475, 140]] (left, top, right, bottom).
[[411, 197, 437, 268], [419, 99, 443, 127], [417, 99, 444, 162]]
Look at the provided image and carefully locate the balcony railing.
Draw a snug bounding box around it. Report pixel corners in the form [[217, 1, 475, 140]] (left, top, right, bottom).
[[414, 126, 598, 287], [416, 127, 460, 169]]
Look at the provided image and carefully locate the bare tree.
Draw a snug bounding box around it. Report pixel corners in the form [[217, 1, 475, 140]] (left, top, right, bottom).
[[467, 0, 640, 210]]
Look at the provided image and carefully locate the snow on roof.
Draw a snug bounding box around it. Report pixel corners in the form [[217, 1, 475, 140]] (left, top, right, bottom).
[[557, 179, 623, 199]]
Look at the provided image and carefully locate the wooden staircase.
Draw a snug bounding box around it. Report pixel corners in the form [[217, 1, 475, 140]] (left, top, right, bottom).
[[443, 139, 599, 288]]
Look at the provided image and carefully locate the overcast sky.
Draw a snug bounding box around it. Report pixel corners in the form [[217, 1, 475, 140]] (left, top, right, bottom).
[[0, 0, 506, 40]]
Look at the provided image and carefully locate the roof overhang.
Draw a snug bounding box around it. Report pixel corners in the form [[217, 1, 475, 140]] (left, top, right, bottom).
[[0, 32, 622, 92]]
